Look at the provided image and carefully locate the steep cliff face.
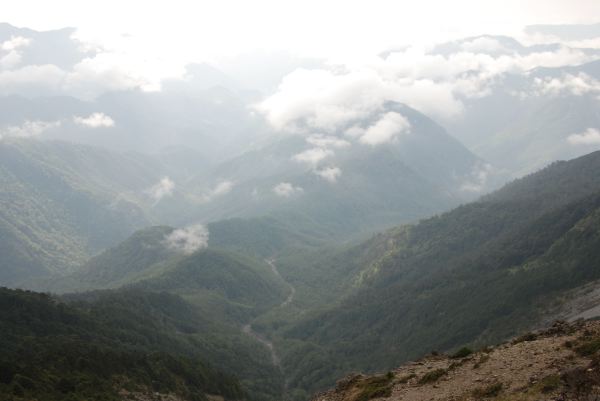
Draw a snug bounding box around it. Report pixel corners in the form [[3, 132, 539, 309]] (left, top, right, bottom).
[[312, 320, 600, 401]]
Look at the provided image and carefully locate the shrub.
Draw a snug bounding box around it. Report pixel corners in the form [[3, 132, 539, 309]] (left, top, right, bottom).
[[355, 374, 394, 401], [451, 347, 473, 359], [396, 373, 416, 384], [471, 382, 502, 398], [575, 337, 600, 356], [540, 375, 561, 393], [473, 354, 490, 369], [512, 332, 537, 344], [418, 368, 446, 384]]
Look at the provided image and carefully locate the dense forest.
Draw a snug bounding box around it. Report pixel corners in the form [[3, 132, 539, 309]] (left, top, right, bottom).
[[0, 287, 245, 401]]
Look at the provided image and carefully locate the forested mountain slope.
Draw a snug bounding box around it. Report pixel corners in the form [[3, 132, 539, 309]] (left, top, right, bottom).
[[272, 150, 600, 398], [0, 287, 246, 401]]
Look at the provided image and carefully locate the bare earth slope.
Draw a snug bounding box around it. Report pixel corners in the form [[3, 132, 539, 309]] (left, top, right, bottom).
[[313, 320, 600, 401]]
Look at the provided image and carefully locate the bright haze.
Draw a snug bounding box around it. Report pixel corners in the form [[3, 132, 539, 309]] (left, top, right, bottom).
[[4, 0, 600, 87], [4, 2, 600, 401]]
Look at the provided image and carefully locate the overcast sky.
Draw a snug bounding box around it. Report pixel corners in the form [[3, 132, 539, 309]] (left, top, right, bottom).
[[4, 0, 600, 62]]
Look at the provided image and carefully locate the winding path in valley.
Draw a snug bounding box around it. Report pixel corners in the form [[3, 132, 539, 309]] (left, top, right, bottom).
[[241, 258, 295, 383]]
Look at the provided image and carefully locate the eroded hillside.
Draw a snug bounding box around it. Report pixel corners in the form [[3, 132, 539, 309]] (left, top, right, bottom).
[[313, 320, 600, 401]]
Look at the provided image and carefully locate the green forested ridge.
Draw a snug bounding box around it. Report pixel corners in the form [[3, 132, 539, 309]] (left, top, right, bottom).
[[4, 141, 600, 401], [260, 151, 600, 399], [33, 227, 292, 400], [183, 102, 492, 239], [43, 226, 180, 292], [134, 248, 290, 322], [0, 139, 164, 286], [207, 216, 326, 258], [0, 287, 246, 401]]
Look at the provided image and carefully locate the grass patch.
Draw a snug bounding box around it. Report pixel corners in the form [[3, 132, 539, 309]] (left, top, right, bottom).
[[451, 347, 473, 359], [354, 373, 394, 401], [539, 375, 561, 393], [418, 368, 446, 385], [396, 373, 416, 384], [473, 354, 490, 369], [574, 336, 600, 356], [512, 332, 537, 344], [472, 382, 502, 398]]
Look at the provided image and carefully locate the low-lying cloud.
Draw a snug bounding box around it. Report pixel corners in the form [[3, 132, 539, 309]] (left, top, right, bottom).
[[0, 36, 31, 70], [359, 112, 411, 146], [459, 162, 494, 193], [567, 128, 600, 145], [257, 38, 596, 133], [292, 147, 334, 167], [199, 180, 235, 202], [530, 73, 600, 98], [73, 112, 115, 128], [147, 177, 175, 201], [306, 134, 351, 148], [273, 182, 303, 197], [0, 120, 61, 141], [164, 224, 209, 255], [316, 166, 342, 183]]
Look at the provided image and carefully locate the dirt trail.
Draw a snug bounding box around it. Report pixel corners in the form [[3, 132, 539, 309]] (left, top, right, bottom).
[[266, 258, 296, 308], [241, 258, 296, 394], [242, 323, 281, 368]]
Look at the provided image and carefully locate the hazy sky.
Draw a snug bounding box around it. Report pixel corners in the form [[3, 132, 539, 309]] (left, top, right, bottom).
[[4, 0, 600, 61]]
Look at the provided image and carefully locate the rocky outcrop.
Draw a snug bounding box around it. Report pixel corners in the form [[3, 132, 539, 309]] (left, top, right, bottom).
[[313, 320, 600, 401]]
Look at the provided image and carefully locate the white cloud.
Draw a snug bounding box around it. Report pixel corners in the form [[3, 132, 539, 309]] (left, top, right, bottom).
[[164, 224, 209, 255], [359, 112, 411, 146], [0, 64, 66, 94], [460, 37, 509, 53], [0, 50, 23, 70], [0, 36, 32, 71], [0, 47, 180, 98], [459, 162, 494, 193], [273, 182, 303, 197], [258, 39, 597, 130], [315, 166, 342, 183], [73, 112, 115, 128], [1, 36, 31, 52], [344, 126, 365, 138], [147, 177, 175, 201], [306, 134, 351, 148], [0, 120, 61, 140], [567, 128, 600, 145], [292, 147, 334, 166], [257, 68, 389, 132], [200, 180, 235, 202], [531, 73, 600, 97]]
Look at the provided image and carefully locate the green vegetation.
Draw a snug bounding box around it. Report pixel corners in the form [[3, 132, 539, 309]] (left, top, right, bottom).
[[451, 347, 473, 359], [353, 373, 394, 401], [539, 375, 561, 393], [0, 139, 164, 287], [574, 335, 600, 356], [512, 333, 538, 344], [473, 354, 490, 369], [471, 382, 503, 398], [418, 368, 447, 384], [264, 150, 600, 398], [0, 287, 245, 401]]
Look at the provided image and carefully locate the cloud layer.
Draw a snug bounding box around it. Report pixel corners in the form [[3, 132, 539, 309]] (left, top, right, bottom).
[[73, 112, 115, 128], [0, 120, 61, 140], [567, 128, 600, 145], [164, 224, 209, 255], [359, 112, 410, 146], [257, 38, 596, 132], [147, 177, 175, 201], [273, 182, 303, 197]]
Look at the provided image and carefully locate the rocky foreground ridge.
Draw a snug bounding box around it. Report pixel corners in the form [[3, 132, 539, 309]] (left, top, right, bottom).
[[312, 320, 600, 401]]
